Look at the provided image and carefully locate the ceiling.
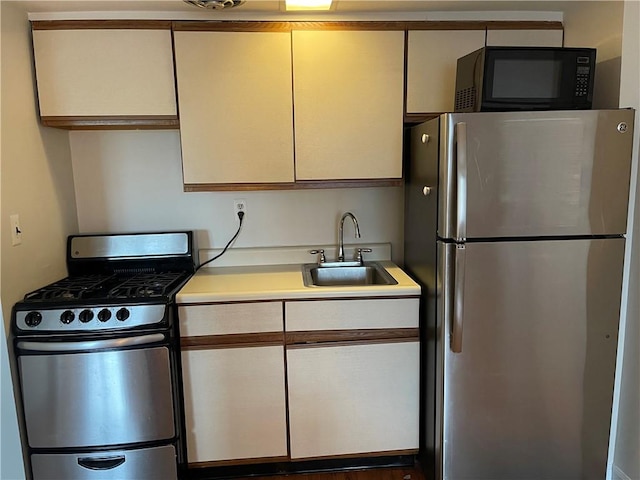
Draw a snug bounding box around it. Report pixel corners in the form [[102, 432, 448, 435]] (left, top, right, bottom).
[[12, 0, 614, 19]]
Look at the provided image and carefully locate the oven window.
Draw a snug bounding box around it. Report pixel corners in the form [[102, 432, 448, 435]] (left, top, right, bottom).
[[491, 58, 562, 99]]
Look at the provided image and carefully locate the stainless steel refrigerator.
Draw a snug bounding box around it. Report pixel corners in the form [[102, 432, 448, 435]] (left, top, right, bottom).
[[404, 109, 635, 480]]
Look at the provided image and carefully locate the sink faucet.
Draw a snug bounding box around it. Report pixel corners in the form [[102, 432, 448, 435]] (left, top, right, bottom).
[[338, 212, 361, 261]]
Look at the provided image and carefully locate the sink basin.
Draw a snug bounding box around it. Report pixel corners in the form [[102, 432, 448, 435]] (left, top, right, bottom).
[[302, 262, 398, 287]]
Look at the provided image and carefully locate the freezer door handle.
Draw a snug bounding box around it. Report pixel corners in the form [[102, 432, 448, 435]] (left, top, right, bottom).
[[455, 122, 467, 242], [451, 244, 466, 353]]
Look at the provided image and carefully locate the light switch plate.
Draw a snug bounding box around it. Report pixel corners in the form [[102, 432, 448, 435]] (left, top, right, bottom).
[[10, 214, 22, 246]]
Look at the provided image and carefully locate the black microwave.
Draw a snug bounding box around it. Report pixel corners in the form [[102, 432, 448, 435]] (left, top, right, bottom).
[[454, 46, 596, 112]]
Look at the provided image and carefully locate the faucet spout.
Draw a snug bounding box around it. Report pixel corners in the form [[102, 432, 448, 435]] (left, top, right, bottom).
[[338, 212, 361, 262]]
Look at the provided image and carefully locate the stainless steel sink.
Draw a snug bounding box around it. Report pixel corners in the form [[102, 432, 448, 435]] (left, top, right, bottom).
[[302, 262, 398, 287]]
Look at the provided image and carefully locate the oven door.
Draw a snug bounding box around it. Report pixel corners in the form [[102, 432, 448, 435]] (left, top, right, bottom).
[[17, 334, 175, 448]]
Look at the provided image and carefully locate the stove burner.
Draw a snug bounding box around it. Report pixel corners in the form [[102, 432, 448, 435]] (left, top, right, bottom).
[[23, 275, 116, 301], [108, 272, 185, 299]]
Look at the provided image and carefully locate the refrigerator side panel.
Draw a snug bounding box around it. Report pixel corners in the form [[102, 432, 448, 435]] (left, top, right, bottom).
[[442, 238, 625, 480], [404, 117, 440, 478], [445, 110, 635, 239]]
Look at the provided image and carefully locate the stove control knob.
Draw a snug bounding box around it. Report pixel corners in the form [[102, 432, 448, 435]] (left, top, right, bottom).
[[98, 309, 112, 322], [60, 310, 75, 324], [79, 310, 94, 323], [116, 308, 130, 322], [25, 311, 42, 327]]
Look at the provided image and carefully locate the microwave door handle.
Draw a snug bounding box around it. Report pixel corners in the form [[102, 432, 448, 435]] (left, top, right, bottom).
[[455, 122, 468, 242]]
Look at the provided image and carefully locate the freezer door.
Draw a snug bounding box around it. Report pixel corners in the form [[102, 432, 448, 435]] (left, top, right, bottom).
[[439, 238, 625, 480], [438, 109, 634, 239]]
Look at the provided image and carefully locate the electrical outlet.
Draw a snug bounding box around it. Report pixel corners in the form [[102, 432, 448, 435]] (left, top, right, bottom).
[[10, 214, 22, 246], [234, 199, 247, 218]]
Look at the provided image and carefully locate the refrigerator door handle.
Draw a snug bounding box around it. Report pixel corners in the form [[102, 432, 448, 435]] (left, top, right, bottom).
[[455, 122, 468, 242], [451, 244, 466, 353]]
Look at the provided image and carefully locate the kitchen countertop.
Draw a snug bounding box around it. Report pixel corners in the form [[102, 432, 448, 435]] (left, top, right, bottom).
[[176, 261, 421, 304]]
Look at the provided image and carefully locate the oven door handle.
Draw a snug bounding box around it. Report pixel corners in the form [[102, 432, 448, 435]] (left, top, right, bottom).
[[16, 333, 166, 352]]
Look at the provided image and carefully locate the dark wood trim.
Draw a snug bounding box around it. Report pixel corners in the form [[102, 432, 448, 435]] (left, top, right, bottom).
[[32, 20, 173, 30], [188, 456, 290, 469], [288, 449, 420, 462], [181, 332, 284, 349], [40, 116, 179, 130], [286, 328, 420, 346], [184, 178, 402, 192], [172, 20, 563, 32]]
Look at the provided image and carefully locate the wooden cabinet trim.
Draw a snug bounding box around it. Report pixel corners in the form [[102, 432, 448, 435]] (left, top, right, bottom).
[[188, 456, 289, 469], [286, 328, 419, 347], [183, 178, 403, 192], [40, 116, 179, 130], [32, 20, 173, 30], [173, 20, 562, 32], [181, 332, 284, 349], [288, 449, 419, 462]]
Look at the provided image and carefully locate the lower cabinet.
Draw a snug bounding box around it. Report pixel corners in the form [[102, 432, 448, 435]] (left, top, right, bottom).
[[287, 341, 420, 459], [179, 297, 419, 467], [179, 302, 287, 465]]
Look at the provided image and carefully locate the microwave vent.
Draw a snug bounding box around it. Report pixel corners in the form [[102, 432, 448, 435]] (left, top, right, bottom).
[[455, 87, 476, 112]]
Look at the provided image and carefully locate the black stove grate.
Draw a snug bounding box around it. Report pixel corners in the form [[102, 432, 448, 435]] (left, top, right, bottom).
[[23, 275, 116, 301], [107, 272, 186, 298]]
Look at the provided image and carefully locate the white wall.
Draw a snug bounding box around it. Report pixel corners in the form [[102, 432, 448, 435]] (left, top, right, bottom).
[[563, 0, 625, 109], [69, 130, 405, 263], [0, 2, 78, 327], [611, 2, 640, 479], [1, 3, 78, 476]]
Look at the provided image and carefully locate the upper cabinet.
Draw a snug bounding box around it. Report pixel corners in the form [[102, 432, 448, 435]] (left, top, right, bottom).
[[174, 31, 295, 186], [32, 24, 178, 129], [292, 30, 405, 182], [406, 30, 486, 114], [176, 28, 404, 189], [486, 28, 564, 46]]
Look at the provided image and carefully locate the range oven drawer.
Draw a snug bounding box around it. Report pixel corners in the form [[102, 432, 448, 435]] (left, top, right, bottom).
[[19, 344, 175, 448], [30, 444, 177, 480]]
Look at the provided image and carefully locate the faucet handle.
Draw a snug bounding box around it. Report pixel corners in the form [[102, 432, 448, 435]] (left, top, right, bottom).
[[309, 249, 326, 263], [355, 248, 372, 264]]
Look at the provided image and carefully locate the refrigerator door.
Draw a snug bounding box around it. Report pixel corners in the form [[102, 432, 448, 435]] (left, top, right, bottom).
[[438, 109, 634, 240], [439, 237, 625, 480]]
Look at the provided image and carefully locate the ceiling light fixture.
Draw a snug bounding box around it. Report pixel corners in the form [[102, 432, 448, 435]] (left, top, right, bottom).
[[285, 0, 333, 11], [183, 0, 245, 9]]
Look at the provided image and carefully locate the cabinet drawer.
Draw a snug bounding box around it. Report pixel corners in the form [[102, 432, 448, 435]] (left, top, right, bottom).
[[179, 302, 282, 337], [285, 298, 418, 331]]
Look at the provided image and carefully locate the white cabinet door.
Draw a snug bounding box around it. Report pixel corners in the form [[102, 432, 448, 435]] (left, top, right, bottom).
[[292, 30, 404, 181], [406, 30, 486, 114], [181, 346, 288, 464], [486, 29, 564, 46], [32, 29, 176, 117], [287, 341, 419, 459], [174, 31, 295, 185]]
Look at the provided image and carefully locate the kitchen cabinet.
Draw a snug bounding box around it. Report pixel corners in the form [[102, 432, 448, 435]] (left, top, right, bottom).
[[486, 28, 564, 46], [406, 30, 486, 114], [174, 31, 295, 186], [176, 28, 404, 188], [31, 25, 178, 129], [179, 302, 287, 464], [284, 298, 419, 459], [292, 30, 404, 181]]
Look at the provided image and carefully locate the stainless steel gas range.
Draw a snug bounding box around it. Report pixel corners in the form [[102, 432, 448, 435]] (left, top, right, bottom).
[[11, 231, 195, 480]]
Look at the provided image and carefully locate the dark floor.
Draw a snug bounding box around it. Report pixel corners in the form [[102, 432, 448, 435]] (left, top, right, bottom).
[[247, 466, 426, 480]]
